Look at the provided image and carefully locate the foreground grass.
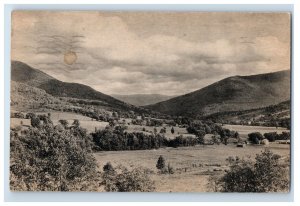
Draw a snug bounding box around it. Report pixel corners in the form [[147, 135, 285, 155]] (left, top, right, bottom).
[[94, 144, 290, 192]]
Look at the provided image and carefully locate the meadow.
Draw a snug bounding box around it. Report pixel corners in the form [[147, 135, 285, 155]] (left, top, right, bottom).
[[94, 144, 290, 192], [10, 111, 291, 192], [223, 124, 290, 140]]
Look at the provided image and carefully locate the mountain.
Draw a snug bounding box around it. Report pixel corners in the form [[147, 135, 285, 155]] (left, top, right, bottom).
[[145, 70, 290, 117], [111, 94, 175, 106], [11, 61, 141, 112], [203, 100, 290, 127]]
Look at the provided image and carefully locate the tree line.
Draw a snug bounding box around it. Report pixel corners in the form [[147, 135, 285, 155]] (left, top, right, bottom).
[[248, 131, 290, 144]]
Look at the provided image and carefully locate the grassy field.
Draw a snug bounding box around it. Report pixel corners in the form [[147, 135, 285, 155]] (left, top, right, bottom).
[[223, 124, 289, 140], [10, 112, 291, 192], [39, 112, 109, 132], [125, 124, 195, 139], [11, 112, 109, 132], [10, 118, 31, 128], [11, 112, 195, 137], [94, 143, 290, 192]]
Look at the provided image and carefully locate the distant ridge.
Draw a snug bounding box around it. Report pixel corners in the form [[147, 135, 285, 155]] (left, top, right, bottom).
[[145, 70, 290, 117], [111, 94, 176, 106]]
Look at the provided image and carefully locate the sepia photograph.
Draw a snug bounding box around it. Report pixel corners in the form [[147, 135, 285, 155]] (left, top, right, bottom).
[[10, 11, 291, 192]]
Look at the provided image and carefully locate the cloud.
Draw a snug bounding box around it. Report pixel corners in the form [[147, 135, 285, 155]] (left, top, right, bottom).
[[11, 12, 290, 95]]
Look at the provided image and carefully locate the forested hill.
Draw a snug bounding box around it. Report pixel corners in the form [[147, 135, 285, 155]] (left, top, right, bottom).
[[11, 61, 144, 112], [145, 70, 290, 117]]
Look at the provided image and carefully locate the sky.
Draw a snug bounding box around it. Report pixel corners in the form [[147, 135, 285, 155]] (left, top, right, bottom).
[[11, 12, 291, 96]]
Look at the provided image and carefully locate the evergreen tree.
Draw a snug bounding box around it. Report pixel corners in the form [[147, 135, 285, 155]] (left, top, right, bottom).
[[171, 127, 175, 134], [156, 155, 166, 170]]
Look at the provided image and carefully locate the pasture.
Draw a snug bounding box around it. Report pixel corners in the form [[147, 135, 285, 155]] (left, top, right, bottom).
[[125, 124, 195, 139], [11, 112, 195, 137], [94, 143, 290, 192], [11, 112, 109, 132], [38, 112, 109, 132], [10, 118, 31, 128], [223, 124, 289, 140]]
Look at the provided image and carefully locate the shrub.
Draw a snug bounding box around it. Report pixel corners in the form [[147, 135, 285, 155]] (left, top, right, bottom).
[[167, 163, 174, 174], [248, 132, 264, 144], [264, 132, 278, 142], [30, 117, 41, 128], [102, 165, 155, 192], [11, 112, 25, 119], [278, 132, 290, 140], [263, 132, 290, 142], [160, 128, 166, 134], [212, 150, 289, 192], [72, 119, 80, 127], [14, 125, 22, 131], [59, 119, 69, 128], [25, 113, 36, 119], [103, 162, 115, 173]]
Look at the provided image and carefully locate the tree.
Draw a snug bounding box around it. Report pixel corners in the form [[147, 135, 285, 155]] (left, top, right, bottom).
[[30, 117, 41, 128], [10, 122, 100, 191], [254, 150, 289, 192], [248, 132, 264, 144], [72, 119, 80, 127], [171, 127, 175, 134], [26, 112, 36, 119], [160, 127, 166, 134], [264, 132, 278, 142], [59, 119, 69, 128], [103, 162, 115, 174], [204, 124, 212, 134], [153, 127, 157, 135], [212, 150, 289, 192], [156, 155, 166, 170]]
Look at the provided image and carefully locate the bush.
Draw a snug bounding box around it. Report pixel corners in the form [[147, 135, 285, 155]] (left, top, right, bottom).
[[264, 132, 278, 142], [26, 113, 36, 119], [72, 119, 80, 127], [11, 112, 25, 118], [167, 162, 174, 174], [102, 165, 155, 192], [278, 132, 290, 140], [248, 132, 264, 144], [59, 119, 69, 128], [30, 117, 41, 128], [103, 162, 115, 173], [212, 150, 289, 192], [263, 132, 290, 142]]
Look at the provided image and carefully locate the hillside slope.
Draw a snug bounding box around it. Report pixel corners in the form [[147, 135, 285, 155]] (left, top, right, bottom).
[[11, 61, 141, 112], [145, 70, 290, 117], [11, 80, 63, 111], [111, 94, 175, 106], [203, 100, 290, 127]]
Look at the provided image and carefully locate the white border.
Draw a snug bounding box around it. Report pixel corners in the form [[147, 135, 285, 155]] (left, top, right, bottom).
[[1, 0, 299, 205]]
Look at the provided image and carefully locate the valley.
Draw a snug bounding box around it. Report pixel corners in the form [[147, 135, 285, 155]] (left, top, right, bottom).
[[10, 60, 291, 192]]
